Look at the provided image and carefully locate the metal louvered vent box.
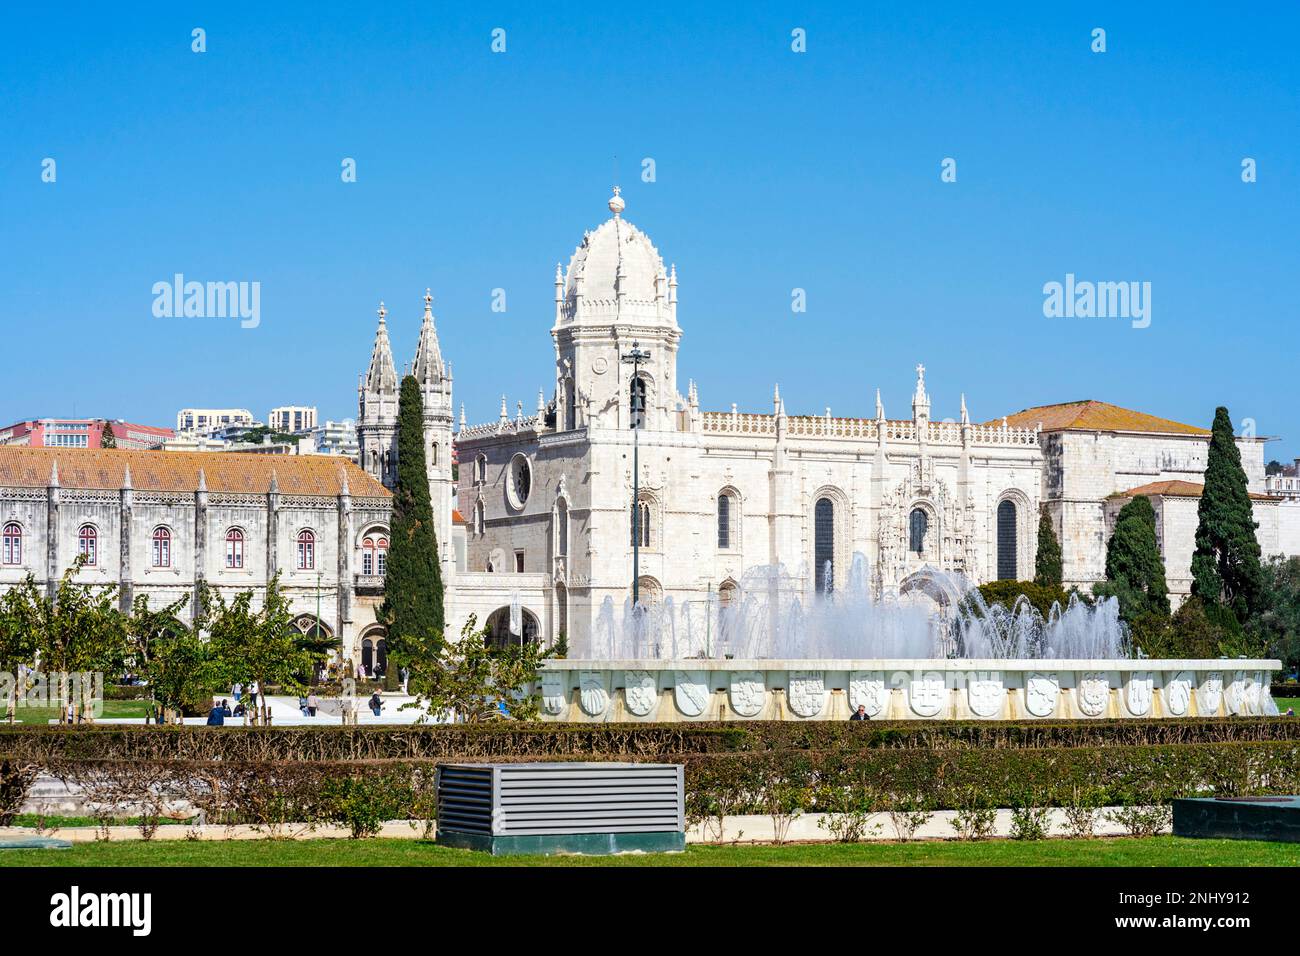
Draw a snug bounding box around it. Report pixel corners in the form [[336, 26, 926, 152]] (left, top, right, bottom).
[[436, 762, 685, 855]]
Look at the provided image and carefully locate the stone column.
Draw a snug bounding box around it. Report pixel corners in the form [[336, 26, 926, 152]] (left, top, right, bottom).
[[119, 466, 134, 612], [266, 471, 279, 583], [193, 469, 207, 618], [46, 461, 60, 599], [336, 475, 352, 644]]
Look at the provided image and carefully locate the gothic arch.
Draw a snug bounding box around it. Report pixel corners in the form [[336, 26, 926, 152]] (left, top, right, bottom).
[[994, 488, 1033, 581], [906, 498, 941, 563], [808, 485, 850, 593], [485, 605, 541, 648], [715, 486, 741, 551]]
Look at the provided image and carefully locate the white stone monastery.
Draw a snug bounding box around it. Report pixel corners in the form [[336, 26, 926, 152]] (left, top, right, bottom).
[[353, 190, 1300, 656]]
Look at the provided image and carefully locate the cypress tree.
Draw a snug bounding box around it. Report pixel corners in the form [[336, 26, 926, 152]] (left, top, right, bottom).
[[1099, 495, 1169, 620], [100, 421, 117, 448], [1190, 406, 1263, 619], [378, 376, 445, 676], [1033, 507, 1063, 588]]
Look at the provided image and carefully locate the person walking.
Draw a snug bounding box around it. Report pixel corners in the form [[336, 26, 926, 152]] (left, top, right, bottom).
[[206, 701, 226, 726], [368, 691, 383, 717], [306, 692, 320, 717]]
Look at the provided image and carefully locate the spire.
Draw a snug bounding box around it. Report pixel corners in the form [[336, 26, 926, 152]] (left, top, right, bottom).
[[459, 403, 467, 432], [363, 300, 398, 394], [912, 363, 931, 423], [413, 288, 444, 386], [49, 460, 59, 487], [773, 383, 781, 414], [960, 393, 969, 426], [875, 388, 885, 421], [537, 389, 546, 419], [499, 395, 508, 422], [339, 465, 350, 497], [197, 468, 207, 493], [269, 469, 279, 494], [122, 464, 132, 489]]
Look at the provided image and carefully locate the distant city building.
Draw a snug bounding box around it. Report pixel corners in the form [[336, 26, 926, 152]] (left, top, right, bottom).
[[309, 419, 360, 461], [1266, 459, 1300, 499], [176, 408, 254, 435], [269, 406, 318, 434], [0, 419, 173, 450]]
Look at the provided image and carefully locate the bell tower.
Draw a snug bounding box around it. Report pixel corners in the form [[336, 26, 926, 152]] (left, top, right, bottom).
[[413, 288, 455, 576], [357, 302, 398, 487]]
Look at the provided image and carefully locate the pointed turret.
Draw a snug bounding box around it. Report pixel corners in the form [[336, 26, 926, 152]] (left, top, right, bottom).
[[413, 288, 445, 386], [875, 388, 885, 421], [911, 363, 931, 424], [960, 393, 969, 426], [363, 301, 398, 394]]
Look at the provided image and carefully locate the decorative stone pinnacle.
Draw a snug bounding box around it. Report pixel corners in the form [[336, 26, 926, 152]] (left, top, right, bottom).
[[608, 185, 625, 217], [377, 301, 387, 323]]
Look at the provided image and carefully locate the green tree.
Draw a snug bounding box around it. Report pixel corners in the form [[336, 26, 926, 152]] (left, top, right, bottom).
[[1095, 495, 1169, 621], [99, 422, 117, 448], [1191, 406, 1264, 620], [207, 575, 318, 725], [403, 616, 554, 722], [0, 588, 39, 721], [1033, 507, 1063, 588], [378, 375, 444, 688], [1248, 555, 1300, 670], [127, 593, 218, 723], [5, 556, 128, 721]]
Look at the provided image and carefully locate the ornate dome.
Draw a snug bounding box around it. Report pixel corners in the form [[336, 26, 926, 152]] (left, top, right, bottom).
[[557, 189, 677, 328]]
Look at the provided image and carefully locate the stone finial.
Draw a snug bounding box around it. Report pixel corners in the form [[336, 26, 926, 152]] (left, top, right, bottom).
[[122, 464, 132, 489], [459, 403, 467, 431], [197, 468, 207, 493], [875, 388, 885, 421], [48, 460, 59, 487], [269, 469, 280, 494], [423, 287, 433, 314], [377, 301, 387, 324], [499, 395, 508, 421], [516, 401, 524, 423], [537, 389, 546, 418], [608, 185, 624, 217], [960, 393, 969, 426], [339, 466, 350, 497]]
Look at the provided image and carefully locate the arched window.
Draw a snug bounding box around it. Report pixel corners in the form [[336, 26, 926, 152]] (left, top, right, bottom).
[[376, 537, 388, 575], [297, 530, 316, 570], [1, 523, 21, 566], [225, 528, 244, 569], [997, 500, 1018, 580], [909, 508, 928, 555], [475, 454, 487, 484], [814, 497, 835, 593], [431, 441, 440, 467], [718, 579, 738, 609], [78, 524, 97, 566], [362, 537, 375, 575], [629, 376, 647, 430], [717, 492, 735, 549], [152, 527, 171, 568], [631, 499, 652, 548]]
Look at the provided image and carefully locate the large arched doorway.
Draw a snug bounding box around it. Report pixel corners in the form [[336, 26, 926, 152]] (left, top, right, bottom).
[[485, 606, 541, 649]]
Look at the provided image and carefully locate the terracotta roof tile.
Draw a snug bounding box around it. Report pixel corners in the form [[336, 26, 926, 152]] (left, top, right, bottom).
[[990, 400, 1209, 436], [1113, 479, 1274, 502], [0, 446, 389, 497]]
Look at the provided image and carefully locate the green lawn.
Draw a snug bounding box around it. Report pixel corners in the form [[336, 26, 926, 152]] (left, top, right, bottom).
[[4, 700, 153, 725], [0, 835, 1296, 867]]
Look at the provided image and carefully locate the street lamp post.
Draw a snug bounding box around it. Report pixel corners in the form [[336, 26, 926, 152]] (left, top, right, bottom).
[[621, 340, 651, 608]]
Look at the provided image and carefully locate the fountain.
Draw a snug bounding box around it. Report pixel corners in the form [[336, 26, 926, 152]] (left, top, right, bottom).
[[536, 552, 1280, 722]]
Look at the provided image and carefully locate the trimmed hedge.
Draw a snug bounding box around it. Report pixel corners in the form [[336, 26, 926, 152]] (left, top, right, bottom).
[[26, 741, 1300, 828], [1, 718, 1298, 763]]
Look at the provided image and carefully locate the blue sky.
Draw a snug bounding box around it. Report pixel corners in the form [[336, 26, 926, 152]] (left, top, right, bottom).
[[2, 2, 1297, 458]]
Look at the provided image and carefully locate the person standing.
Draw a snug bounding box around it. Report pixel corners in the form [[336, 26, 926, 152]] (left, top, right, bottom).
[[849, 704, 869, 721], [306, 692, 320, 717], [368, 691, 383, 717]]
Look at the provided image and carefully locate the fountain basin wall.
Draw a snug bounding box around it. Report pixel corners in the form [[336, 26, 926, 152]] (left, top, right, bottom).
[[533, 659, 1282, 722]]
